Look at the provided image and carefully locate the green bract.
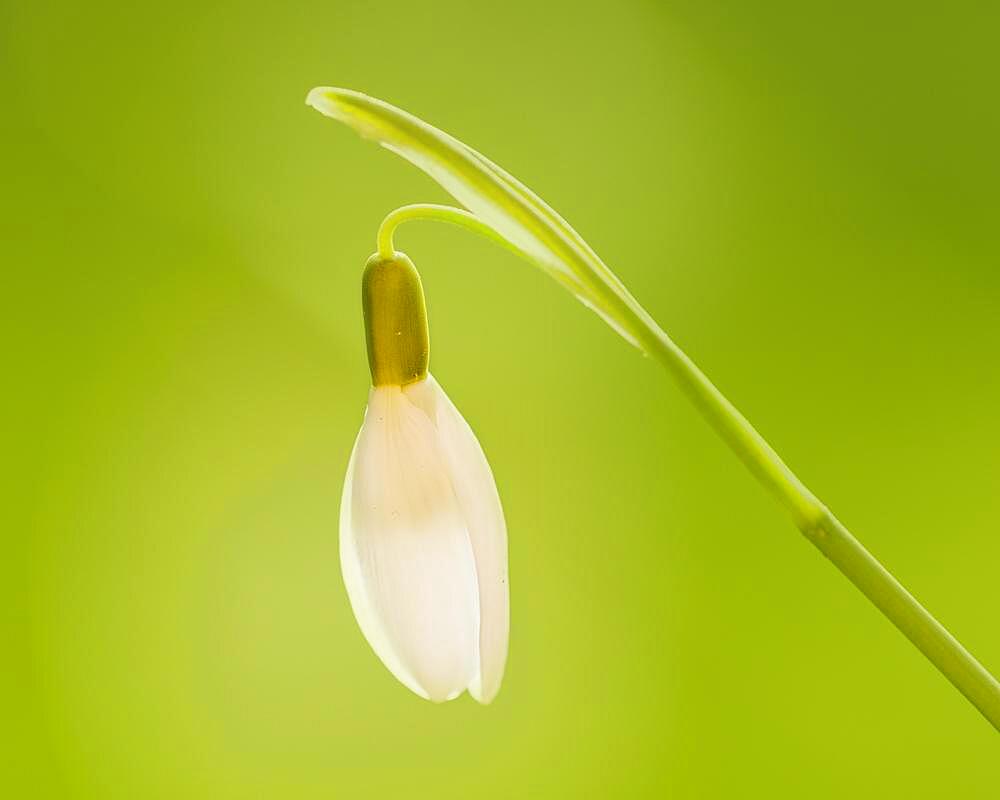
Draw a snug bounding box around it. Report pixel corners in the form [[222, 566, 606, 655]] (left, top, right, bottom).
[[306, 86, 652, 348]]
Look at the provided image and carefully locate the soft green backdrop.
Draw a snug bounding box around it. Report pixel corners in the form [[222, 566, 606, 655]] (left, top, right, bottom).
[[4, 0, 999, 796]]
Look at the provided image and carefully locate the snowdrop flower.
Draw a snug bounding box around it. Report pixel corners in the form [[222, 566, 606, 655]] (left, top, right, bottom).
[[340, 251, 509, 703]]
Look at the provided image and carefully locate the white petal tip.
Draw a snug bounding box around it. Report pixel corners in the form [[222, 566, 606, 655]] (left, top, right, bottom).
[[469, 672, 503, 705], [470, 689, 498, 706]]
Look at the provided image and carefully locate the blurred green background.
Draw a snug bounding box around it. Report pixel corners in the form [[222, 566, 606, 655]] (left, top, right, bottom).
[[4, 0, 999, 796]]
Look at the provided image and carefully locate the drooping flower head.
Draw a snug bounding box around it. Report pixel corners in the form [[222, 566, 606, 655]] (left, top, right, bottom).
[[340, 252, 509, 703]]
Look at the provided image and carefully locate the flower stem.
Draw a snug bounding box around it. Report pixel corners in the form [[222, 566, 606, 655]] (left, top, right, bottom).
[[377, 204, 521, 261], [633, 312, 1000, 733], [379, 203, 1000, 731]]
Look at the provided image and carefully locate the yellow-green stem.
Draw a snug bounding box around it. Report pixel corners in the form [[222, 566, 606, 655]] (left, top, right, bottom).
[[378, 204, 521, 261], [634, 309, 1000, 733]]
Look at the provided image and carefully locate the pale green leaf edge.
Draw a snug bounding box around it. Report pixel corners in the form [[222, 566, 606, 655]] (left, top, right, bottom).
[[306, 86, 650, 349]]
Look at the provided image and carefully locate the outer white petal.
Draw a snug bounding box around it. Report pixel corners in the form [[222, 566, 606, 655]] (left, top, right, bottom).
[[340, 385, 480, 702], [405, 376, 510, 704]]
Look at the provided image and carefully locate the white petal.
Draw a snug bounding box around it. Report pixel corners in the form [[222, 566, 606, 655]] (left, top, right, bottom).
[[405, 376, 510, 704], [340, 385, 480, 702]]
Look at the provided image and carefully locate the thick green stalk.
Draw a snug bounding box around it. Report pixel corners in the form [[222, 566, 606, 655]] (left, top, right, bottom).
[[634, 309, 1000, 732], [380, 205, 1000, 731]]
